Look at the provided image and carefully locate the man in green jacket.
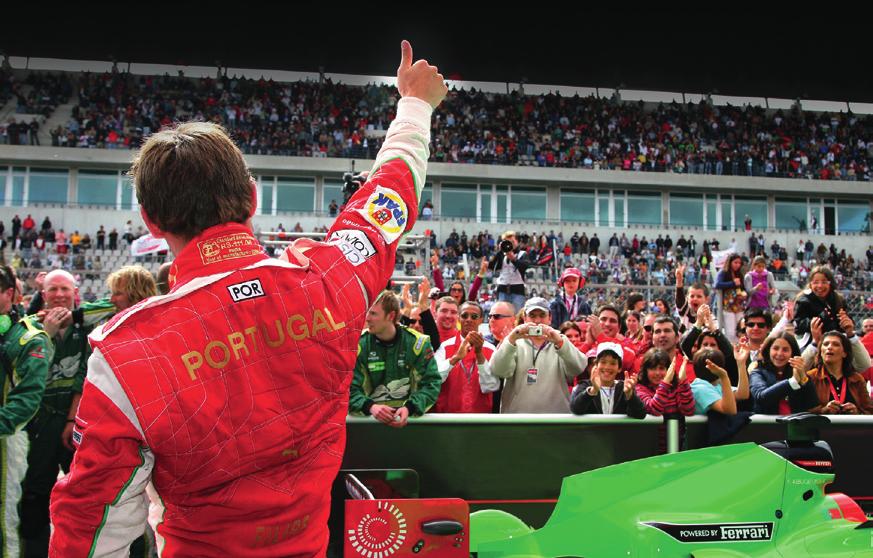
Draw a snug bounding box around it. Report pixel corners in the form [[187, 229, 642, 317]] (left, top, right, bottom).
[[20, 270, 113, 554], [0, 265, 53, 557], [350, 291, 442, 427]]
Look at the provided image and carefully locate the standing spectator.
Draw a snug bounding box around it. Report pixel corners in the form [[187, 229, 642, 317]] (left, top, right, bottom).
[[434, 296, 460, 344], [328, 199, 338, 217], [433, 301, 498, 413], [749, 333, 818, 415], [715, 254, 747, 343], [805, 332, 873, 414], [11, 214, 20, 240], [41, 216, 52, 233], [744, 214, 752, 231], [549, 267, 591, 329], [744, 256, 776, 311], [570, 342, 645, 417], [608, 233, 619, 258], [690, 349, 738, 416], [108, 228, 118, 251], [589, 233, 600, 256], [22, 214, 35, 235], [96, 225, 106, 250], [675, 263, 709, 332], [793, 266, 845, 347], [106, 265, 158, 312], [488, 231, 531, 312], [490, 297, 587, 413]]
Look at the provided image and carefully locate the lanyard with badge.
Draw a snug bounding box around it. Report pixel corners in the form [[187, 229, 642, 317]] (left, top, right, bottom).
[[526, 341, 550, 385]]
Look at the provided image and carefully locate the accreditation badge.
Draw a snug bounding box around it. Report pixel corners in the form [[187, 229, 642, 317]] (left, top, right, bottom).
[[526, 367, 538, 385]]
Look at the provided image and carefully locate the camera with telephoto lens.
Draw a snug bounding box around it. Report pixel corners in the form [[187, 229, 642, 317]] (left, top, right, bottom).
[[500, 239, 514, 253], [342, 171, 366, 203], [527, 325, 543, 337]]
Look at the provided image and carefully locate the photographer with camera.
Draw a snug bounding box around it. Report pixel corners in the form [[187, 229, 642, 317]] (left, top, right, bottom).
[[490, 297, 587, 413], [488, 231, 531, 312]]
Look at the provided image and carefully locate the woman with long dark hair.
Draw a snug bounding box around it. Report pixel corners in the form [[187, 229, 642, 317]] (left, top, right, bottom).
[[715, 253, 747, 343], [805, 331, 873, 414], [749, 332, 818, 414], [793, 265, 845, 347]]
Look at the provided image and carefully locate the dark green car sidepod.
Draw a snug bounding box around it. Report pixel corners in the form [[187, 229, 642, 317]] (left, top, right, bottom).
[[470, 443, 872, 557]]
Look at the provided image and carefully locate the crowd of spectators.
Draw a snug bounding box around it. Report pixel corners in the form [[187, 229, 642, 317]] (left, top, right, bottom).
[[0, 71, 73, 146], [2, 68, 869, 182]]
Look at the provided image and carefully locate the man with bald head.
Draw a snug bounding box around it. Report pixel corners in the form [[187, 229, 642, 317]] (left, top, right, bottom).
[[20, 270, 104, 552]]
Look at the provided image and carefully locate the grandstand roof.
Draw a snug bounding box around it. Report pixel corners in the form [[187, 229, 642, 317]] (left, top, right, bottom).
[[2, 9, 870, 102]]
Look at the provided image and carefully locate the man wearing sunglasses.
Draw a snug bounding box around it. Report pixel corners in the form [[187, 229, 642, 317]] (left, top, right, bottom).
[[0, 265, 53, 556], [433, 301, 499, 413]]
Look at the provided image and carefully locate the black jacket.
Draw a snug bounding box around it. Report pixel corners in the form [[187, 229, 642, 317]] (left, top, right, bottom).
[[570, 382, 646, 418]]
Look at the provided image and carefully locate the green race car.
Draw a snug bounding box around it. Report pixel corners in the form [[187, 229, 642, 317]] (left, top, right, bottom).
[[471, 416, 871, 557]]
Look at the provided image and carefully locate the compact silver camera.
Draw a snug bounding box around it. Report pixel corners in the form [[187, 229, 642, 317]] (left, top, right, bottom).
[[527, 325, 543, 337]]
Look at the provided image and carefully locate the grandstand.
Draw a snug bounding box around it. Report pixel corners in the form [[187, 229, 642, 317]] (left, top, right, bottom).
[[0, 56, 871, 303]]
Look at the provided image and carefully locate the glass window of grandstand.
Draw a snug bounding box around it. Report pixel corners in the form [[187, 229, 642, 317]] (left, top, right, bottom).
[[775, 198, 809, 231], [120, 176, 135, 210], [496, 185, 509, 224], [510, 187, 546, 222], [419, 183, 433, 213], [323, 180, 343, 216], [11, 169, 26, 207], [276, 178, 314, 213], [837, 202, 870, 233], [28, 168, 68, 205], [734, 196, 767, 231], [260, 177, 274, 215], [78, 170, 119, 209], [440, 184, 477, 219], [479, 190, 491, 222], [626, 192, 661, 227], [598, 196, 609, 227], [560, 190, 595, 224], [0, 167, 6, 204], [705, 200, 717, 231], [669, 194, 704, 228]]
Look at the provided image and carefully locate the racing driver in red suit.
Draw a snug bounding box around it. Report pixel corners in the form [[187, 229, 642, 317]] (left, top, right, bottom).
[[49, 41, 447, 558]]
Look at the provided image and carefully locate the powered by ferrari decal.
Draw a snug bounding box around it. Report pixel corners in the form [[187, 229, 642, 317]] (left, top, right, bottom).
[[643, 521, 774, 543]]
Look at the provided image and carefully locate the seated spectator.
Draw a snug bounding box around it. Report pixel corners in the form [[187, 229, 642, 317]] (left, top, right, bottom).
[[549, 267, 591, 329], [490, 297, 586, 413], [570, 342, 645, 418], [349, 291, 442, 427], [805, 331, 873, 414], [749, 333, 819, 414], [433, 301, 498, 413]]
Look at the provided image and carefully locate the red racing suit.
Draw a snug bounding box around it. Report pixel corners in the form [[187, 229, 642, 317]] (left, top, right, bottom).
[[49, 97, 434, 557]]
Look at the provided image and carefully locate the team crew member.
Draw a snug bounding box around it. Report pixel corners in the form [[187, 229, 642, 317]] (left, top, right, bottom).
[[349, 291, 442, 425], [22, 270, 111, 554], [49, 41, 447, 557], [0, 265, 53, 557]]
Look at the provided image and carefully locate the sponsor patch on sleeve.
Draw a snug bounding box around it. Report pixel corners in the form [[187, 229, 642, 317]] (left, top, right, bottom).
[[71, 426, 83, 447], [328, 229, 377, 267], [357, 186, 409, 244]]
